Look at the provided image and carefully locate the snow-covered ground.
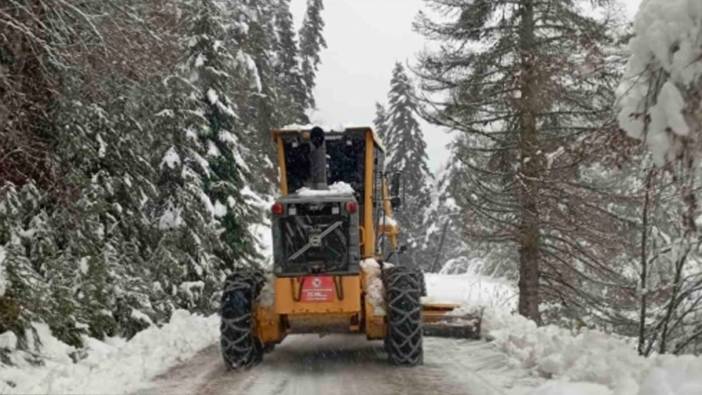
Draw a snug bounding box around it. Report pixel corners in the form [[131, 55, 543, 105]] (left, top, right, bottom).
[[0, 311, 219, 394], [484, 305, 702, 395], [426, 273, 702, 395], [423, 272, 517, 310], [2, 272, 701, 395]]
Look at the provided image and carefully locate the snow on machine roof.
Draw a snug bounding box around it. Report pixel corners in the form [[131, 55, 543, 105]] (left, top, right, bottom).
[[272, 125, 386, 152]]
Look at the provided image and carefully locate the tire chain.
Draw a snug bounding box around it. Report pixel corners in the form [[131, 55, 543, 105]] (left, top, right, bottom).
[[383, 266, 424, 366], [220, 270, 265, 370]]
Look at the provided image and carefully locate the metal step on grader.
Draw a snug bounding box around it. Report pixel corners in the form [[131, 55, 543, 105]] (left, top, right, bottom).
[[219, 126, 480, 370]]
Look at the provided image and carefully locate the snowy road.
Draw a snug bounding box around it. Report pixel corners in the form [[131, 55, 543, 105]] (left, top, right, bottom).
[[136, 335, 540, 395]]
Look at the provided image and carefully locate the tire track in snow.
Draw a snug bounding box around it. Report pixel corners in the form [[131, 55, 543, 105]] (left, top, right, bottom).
[[137, 335, 538, 395]]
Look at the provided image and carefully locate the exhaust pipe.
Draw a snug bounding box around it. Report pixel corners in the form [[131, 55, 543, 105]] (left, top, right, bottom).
[[309, 126, 328, 190]]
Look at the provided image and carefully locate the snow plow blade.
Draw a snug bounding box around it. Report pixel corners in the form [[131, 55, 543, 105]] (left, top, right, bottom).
[[421, 303, 481, 339]]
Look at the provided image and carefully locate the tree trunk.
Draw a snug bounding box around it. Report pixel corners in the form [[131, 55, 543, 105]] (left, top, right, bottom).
[[638, 169, 654, 355], [431, 220, 450, 273], [637, 84, 659, 356], [516, 0, 542, 324]]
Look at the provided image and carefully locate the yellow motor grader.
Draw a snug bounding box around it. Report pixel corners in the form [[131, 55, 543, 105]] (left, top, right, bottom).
[[219, 126, 471, 369]]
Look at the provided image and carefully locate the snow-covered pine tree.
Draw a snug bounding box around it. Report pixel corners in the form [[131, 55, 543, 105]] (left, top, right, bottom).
[[383, 62, 434, 270], [148, 72, 227, 314], [51, 5, 185, 333], [181, 0, 261, 271], [273, 0, 309, 124], [416, 0, 625, 323], [373, 103, 389, 143], [299, 0, 327, 110], [233, 0, 293, 192], [0, 184, 55, 343], [0, 0, 275, 349], [0, 0, 173, 343]]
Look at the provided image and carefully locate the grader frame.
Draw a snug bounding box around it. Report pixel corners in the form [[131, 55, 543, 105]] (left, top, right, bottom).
[[219, 126, 477, 370]]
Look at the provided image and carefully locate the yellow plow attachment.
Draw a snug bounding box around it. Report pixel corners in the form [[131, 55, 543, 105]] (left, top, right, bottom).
[[421, 303, 482, 339]]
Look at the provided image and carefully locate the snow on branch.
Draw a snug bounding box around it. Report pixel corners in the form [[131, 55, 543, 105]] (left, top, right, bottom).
[[617, 0, 702, 166]]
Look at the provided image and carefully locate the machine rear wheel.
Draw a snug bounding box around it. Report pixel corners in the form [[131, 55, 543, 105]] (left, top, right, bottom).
[[383, 266, 423, 366], [220, 271, 263, 369]]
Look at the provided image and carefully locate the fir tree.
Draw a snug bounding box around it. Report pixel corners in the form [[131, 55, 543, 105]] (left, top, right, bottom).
[[383, 63, 434, 270], [373, 103, 389, 144], [150, 73, 227, 314], [236, 0, 292, 190], [416, 0, 624, 322], [182, 0, 261, 269], [0, 0, 323, 351], [0, 184, 54, 341], [299, 0, 327, 109], [273, 0, 309, 124]]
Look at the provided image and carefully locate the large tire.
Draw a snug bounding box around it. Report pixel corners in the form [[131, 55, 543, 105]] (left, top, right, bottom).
[[383, 266, 423, 366], [220, 271, 264, 370]]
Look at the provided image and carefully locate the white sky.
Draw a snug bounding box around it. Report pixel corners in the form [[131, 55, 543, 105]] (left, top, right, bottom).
[[291, 0, 643, 173]]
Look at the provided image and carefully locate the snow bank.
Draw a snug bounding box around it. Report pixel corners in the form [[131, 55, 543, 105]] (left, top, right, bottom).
[[296, 181, 354, 197], [422, 272, 517, 310], [0, 310, 219, 394], [482, 304, 702, 395], [426, 273, 702, 395]]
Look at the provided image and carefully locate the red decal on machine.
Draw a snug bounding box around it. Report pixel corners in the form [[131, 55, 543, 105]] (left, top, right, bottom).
[[300, 276, 334, 302]]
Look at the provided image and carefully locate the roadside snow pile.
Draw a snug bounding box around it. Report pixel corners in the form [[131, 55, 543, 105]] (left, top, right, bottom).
[[617, 0, 702, 165], [0, 310, 219, 394], [296, 181, 354, 196], [426, 273, 702, 394], [360, 258, 385, 315], [423, 272, 517, 310], [482, 307, 702, 395]]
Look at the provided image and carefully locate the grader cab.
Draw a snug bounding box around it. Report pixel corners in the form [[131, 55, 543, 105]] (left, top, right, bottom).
[[219, 126, 473, 370]]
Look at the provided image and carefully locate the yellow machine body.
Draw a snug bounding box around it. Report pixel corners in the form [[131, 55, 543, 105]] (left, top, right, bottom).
[[252, 127, 395, 345], [252, 126, 461, 347]]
